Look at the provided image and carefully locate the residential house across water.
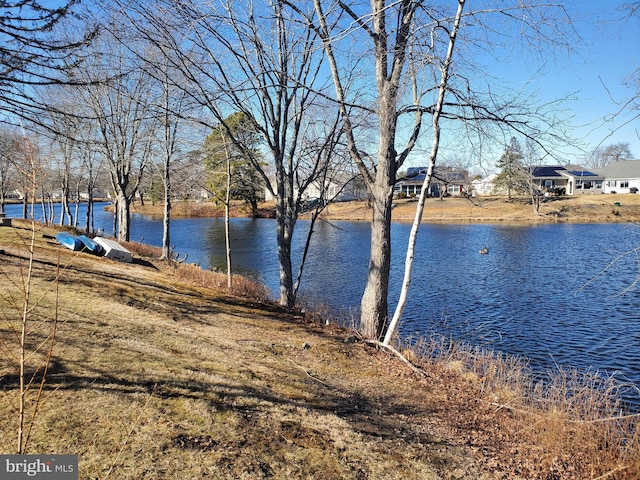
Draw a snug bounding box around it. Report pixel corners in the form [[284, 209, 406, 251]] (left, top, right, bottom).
[[394, 166, 470, 197], [594, 160, 640, 194]]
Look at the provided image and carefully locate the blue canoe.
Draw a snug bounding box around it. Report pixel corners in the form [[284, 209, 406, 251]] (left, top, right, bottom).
[[55, 232, 82, 251], [77, 235, 104, 255]]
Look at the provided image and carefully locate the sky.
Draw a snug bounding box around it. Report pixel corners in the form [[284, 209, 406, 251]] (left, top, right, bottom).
[[425, 0, 640, 172], [546, 1, 640, 160]]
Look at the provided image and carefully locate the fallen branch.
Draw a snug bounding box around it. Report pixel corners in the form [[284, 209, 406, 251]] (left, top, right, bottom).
[[366, 340, 429, 378]]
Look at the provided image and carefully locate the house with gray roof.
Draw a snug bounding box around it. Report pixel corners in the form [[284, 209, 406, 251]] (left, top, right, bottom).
[[395, 166, 469, 197], [594, 160, 640, 194], [530, 165, 604, 195]]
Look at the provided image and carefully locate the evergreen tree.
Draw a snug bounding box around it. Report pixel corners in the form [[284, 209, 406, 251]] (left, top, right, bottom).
[[495, 137, 527, 199], [203, 112, 265, 217]]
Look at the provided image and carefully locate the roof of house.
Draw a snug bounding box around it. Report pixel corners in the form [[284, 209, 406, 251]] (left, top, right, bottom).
[[593, 160, 640, 179], [401, 166, 466, 184], [531, 165, 565, 178], [531, 165, 603, 179], [471, 173, 498, 184], [567, 170, 600, 177]]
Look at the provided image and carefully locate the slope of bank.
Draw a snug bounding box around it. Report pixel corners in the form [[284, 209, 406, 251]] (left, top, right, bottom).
[[1, 221, 638, 479]]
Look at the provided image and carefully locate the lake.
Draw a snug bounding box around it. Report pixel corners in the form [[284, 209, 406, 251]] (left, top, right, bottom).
[[5, 201, 640, 403]]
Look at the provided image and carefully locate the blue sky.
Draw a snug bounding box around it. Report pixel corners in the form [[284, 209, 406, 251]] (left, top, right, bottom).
[[508, 0, 639, 162], [423, 0, 640, 171], [553, 1, 639, 159]]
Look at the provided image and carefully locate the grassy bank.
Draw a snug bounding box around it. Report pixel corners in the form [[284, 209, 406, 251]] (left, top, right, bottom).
[[129, 193, 640, 224], [328, 194, 640, 224], [1, 220, 639, 479]]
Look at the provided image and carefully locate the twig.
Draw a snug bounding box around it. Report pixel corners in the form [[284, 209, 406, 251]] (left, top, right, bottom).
[[592, 464, 629, 480], [102, 387, 156, 480], [288, 359, 331, 388], [366, 340, 429, 378]]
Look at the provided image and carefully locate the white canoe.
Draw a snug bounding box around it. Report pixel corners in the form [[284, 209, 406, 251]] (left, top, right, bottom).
[[93, 237, 133, 263]]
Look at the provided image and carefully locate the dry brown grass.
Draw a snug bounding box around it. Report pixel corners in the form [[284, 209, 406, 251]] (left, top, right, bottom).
[[172, 263, 270, 302], [130, 200, 276, 219], [316, 194, 640, 224], [399, 334, 640, 479], [0, 221, 486, 478], [122, 240, 163, 258], [2, 220, 640, 479], [126, 193, 640, 224]]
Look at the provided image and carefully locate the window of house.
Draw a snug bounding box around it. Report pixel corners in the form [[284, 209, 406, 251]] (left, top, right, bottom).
[[621, 181, 629, 188], [607, 180, 617, 187], [596, 181, 603, 188]]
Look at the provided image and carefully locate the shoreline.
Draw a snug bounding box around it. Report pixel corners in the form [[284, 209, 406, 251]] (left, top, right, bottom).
[[1, 220, 639, 478], [127, 193, 640, 224]]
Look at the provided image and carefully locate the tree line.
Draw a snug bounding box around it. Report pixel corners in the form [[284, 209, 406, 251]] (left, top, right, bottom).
[[1, 0, 638, 342]]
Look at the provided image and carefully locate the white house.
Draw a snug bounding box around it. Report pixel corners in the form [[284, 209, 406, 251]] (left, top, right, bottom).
[[594, 160, 640, 194], [471, 173, 498, 196], [529, 165, 604, 195], [305, 173, 367, 202], [264, 173, 368, 203]]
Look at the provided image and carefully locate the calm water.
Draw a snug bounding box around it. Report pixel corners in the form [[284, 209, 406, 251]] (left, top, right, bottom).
[[6, 202, 640, 402]]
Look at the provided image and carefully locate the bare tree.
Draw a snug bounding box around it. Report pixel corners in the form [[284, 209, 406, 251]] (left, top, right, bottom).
[[586, 142, 633, 169], [111, 0, 346, 307], [74, 29, 158, 241], [384, 0, 465, 345], [523, 139, 546, 215], [204, 127, 235, 287], [0, 1, 96, 122], [0, 128, 21, 214], [40, 94, 84, 227], [313, 0, 575, 339], [150, 54, 190, 260]]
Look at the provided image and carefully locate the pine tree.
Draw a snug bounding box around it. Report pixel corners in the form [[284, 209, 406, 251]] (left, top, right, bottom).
[[495, 137, 526, 199]]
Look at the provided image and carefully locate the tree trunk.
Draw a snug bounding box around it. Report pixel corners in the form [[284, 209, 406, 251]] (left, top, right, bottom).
[[249, 197, 258, 218], [277, 224, 294, 308], [360, 184, 394, 339], [224, 147, 232, 288], [73, 185, 80, 227], [162, 182, 171, 260], [116, 192, 130, 242], [61, 186, 72, 226], [275, 178, 295, 307], [383, 0, 465, 346], [85, 190, 93, 234]]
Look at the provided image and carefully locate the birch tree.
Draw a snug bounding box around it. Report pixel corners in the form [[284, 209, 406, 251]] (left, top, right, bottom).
[[384, 0, 465, 346]]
